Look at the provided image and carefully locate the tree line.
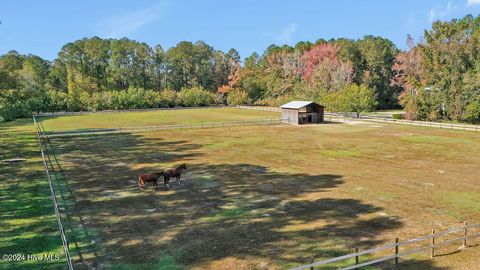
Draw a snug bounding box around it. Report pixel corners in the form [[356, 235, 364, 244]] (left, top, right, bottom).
[[1, 14, 479, 122]]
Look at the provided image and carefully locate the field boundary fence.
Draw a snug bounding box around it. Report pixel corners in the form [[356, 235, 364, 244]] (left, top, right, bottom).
[[33, 115, 74, 270], [234, 105, 479, 132], [34, 105, 231, 117], [41, 118, 284, 138], [235, 105, 281, 112], [325, 113, 480, 132], [292, 221, 480, 270], [34, 116, 101, 269]]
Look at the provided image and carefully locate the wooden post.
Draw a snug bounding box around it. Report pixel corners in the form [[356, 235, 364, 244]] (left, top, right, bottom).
[[394, 238, 399, 265], [464, 221, 468, 247], [431, 229, 436, 258], [355, 247, 359, 265], [309, 256, 314, 270]]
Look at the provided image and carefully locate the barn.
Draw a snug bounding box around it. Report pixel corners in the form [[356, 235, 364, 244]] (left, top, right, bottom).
[[280, 101, 325, 125]]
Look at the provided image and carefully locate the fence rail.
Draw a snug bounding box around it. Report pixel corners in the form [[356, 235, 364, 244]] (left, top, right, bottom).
[[235, 105, 480, 132], [323, 112, 479, 132], [33, 115, 74, 270], [292, 221, 480, 270], [42, 118, 284, 138], [34, 105, 232, 117], [235, 105, 281, 112]]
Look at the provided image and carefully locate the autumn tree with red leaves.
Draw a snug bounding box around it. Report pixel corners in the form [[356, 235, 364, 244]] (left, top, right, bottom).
[[299, 43, 354, 94]]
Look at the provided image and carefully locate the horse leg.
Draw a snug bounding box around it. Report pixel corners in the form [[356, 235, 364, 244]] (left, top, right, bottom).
[[164, 176, 170, 189]]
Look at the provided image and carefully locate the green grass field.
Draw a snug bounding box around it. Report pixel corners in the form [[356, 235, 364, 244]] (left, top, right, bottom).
[[0, 120, 65, 270], [2, 108, 480, 269], [38, 108, 280, 131]]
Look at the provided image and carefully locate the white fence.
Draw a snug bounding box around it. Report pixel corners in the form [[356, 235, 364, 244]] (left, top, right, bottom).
[[235, 106, 480, 132], [326, 114, 480, 132]]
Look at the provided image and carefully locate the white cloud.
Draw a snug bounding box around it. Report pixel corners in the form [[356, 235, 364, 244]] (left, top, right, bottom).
[[467, 0, 480, 6], [428, 1, 458, 22], [96, 2, 167, 38], [276, 23, 297, 44]]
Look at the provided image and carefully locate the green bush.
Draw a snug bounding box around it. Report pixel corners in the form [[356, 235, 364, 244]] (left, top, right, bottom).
[[226, 90, 249, 105], [392, 113, 404, 120], [176, 86, 215, 107], [463, 99, 480, 123], [0, 89, 66, 121], [160, 89, 177, 107], [46, 90, 68, 112], [0, 90, 30, 121]]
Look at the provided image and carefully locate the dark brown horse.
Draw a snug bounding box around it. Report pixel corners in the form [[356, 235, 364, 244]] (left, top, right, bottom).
[[137, 171, 164, 190], [163, 164, 187, 188]]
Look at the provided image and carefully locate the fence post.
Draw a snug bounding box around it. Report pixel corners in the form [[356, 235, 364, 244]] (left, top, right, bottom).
[[431, 229, 436, 258], [355, 246, 359, 265], [394, 237, 399, 265], [463, 221, 468, 247], [309, 256, 314, 270]]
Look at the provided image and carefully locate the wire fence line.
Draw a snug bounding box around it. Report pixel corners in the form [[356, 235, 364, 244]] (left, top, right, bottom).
[[33, 115, 74, 270], [34, 105, 231, 117], [292, 221, 480, 270], [42, 118, 284, 138], [37, 118, 101, 268]]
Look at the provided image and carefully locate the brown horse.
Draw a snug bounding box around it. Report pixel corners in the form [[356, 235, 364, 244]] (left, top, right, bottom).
[[163, 164, 187, 188], [137, 171, 164, 190]]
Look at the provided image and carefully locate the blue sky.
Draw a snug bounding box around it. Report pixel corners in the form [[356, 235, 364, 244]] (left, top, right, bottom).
[[1, 0, 480, 60]]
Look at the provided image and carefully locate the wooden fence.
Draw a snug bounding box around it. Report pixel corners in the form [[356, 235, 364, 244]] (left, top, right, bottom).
[[41, 118, 284, 138], [291, 221, 480, 270], [235, 105, 281, 112], [235, 105, 480, 132]]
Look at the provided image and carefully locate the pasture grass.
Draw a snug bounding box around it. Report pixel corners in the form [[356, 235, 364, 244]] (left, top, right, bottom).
[[0, 120, 65, 270], [50, 117, 480, 269], [37, 108, 280, 131], [8, 109, 480, 269]]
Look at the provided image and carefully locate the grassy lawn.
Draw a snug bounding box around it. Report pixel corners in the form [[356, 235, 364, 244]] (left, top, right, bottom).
[[34, 109, 480, 269], [0, 119, 66, 270], [37, 108, 280, 131]]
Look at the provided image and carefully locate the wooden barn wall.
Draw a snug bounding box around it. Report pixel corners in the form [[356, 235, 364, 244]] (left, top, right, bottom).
[[281, 109, 298, 124], [317, 105, 324, 122]]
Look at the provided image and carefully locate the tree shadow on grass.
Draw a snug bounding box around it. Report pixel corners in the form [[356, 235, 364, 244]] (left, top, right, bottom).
[[48, 132, 453, 270], [0, 126, 66, 270]]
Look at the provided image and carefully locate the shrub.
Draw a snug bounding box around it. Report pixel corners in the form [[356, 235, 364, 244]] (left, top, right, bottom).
[[392, 113, 404, 120], [226, 90, 249, 105], [160, 89, 177, 107], [0, 90, 30, 121], [176, 86, 215, 107], [46, 90, 68, 112], [89, 92, 112, 111], [325, 84, 377, 117], [464, 99, 480, 123], [214, 93, 226, 105]]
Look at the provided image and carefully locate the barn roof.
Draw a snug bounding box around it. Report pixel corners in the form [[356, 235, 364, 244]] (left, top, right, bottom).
[[280, 101, 321, 109]]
